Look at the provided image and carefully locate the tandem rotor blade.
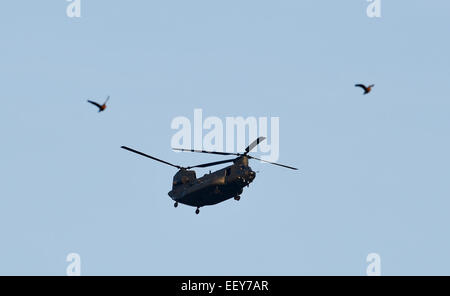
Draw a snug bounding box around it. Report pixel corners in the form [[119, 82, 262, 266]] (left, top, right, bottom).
[[245, 136, 266, 154], [121, 146, 182, 169], [248, 156, 298, 170], [187, 158, 235, 169], [173, 136, 267, 156], [173, 148, 239, 156]]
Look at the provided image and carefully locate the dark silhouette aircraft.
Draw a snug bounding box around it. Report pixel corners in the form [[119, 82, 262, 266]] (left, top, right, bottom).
[[121, 137, 298, 214], [355, 84, 374, 95], [87, 95, 110, 112]]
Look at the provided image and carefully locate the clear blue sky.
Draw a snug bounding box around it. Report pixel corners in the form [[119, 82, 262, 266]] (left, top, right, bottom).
[[1, 1, 449, 275]]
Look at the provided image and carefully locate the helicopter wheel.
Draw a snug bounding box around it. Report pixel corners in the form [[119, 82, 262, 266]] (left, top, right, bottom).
[[195, 208, 200, 215], [234, 196, 241, 201], [174, 202, 178, 208]]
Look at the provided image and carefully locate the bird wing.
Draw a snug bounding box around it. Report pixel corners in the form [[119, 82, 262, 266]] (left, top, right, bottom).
[[103, 95, 110, 105], [87, 100, 102, 108], [355, 84, 368, 91]]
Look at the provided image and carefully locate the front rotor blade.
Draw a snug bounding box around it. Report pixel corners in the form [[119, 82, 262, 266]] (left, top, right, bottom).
[[188, 158, 235, 169], [173, 148, 239, 156], [248, 156, 298, 170], [121, 146, 182, 169], [245, 137, 266, 154]]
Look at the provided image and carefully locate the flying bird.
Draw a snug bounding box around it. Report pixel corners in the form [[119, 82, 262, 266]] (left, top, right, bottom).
[[355, 84, 374, 95], [87, 96, 110, 112]]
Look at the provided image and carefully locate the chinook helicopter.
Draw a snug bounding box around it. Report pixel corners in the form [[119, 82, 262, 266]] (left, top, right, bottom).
[[121, 137, 297, 214]]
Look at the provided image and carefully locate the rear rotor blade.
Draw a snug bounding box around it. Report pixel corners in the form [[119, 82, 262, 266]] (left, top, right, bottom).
[[188, 158, 235, 169], [173, 148, 239, 156], [174, 137, 267, 156], [248, 156, 298, 170], [121, 146, 182, 169], [245, 137, 266, 154]]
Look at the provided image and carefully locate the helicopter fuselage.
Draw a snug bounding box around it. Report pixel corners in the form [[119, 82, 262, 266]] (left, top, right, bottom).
[[168, 158, 256, 208]]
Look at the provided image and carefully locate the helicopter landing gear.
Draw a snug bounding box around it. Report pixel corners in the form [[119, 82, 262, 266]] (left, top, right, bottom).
[[195, 208, 200, 215], [234, 196, 241, 201], [174, 202, 178, 208]]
